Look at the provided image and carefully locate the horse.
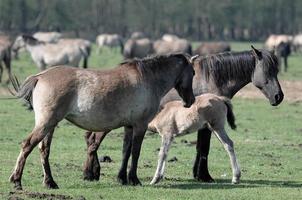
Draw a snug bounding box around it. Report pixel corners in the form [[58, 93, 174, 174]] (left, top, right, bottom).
[[194, 42, 231, 56], [264, 34, 293, 51], [123, 38, 154, 59], [83, 46, 283, 184], [153, 38, 192, 55], [162, 34, 179, 42], [9, 53, 195, 190], [12, 35, 89, 70], [57, 38, 91, 68], [33, 31, 62, 43], [148, 94, 238, 185], [275, 42, 291, 72], [130, 32, 146, 39], [292, 34, 302, 52], [96, 34, 123, 53], [0, 35, 12, 83]]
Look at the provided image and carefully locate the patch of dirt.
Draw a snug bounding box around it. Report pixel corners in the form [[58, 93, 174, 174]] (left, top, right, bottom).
[[235, 80, 302, 102]]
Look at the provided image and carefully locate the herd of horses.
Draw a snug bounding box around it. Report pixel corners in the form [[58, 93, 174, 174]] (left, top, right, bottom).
[[0, 31, 285, 190]]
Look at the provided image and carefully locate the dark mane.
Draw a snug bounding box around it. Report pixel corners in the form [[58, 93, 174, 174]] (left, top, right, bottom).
[[197, 50, 279, 86], [119, 54, 188, 76]]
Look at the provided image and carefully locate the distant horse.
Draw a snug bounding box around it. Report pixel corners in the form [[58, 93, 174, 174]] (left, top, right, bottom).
[[194, 42, 231, 56], [130, 32, 146, 39], [265, 34, 292, 51], [123, 38, 154, 59], [0, 35, 12, 83], [9, 53, 195, 190], [153, 38, 192, 55], [83, 46, 284, 183], [58, 38, 91, 68], [33, 32, 62, 43], [275, 42, 291, 72], [162, 34, 179, 42], [12, 35, 89, 70], [96, 34, 123, 53], [148, 94, 238, 185], [292, 34, 302, 52]]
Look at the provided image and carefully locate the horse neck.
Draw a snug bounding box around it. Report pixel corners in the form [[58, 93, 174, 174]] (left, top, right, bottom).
[[199, 52, 256, 98], [145, 62, 183, 99]]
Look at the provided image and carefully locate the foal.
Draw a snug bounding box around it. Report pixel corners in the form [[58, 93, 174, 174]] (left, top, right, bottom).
[[148, 93, 239, 185]]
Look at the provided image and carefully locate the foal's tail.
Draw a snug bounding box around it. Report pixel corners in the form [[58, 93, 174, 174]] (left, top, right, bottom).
[[9, 75, 38, 110], [80, 46, 91, 69], [221, 97, 236, 130]]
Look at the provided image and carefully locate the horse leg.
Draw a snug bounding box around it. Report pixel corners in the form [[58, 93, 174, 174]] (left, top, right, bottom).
[[9, 124, 56, 190], [128, 125, 147, 186], [117, 126, 133, 185], [83, 131, 108, 181], [38, 128, 58, 189], [213, 128, 241, 184], [194, 128, 215, 182], [284, 56, 288, 72], [150, 135, 173, 185]]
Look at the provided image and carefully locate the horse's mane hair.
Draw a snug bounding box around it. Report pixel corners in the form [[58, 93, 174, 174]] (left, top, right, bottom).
[[120, 54, 188, 76], [198, 50, 279, 86]]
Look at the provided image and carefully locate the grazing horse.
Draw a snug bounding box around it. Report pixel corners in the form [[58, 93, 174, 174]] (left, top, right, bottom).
[[12, 35, 89, 70], [9, 53, 195, 190], [123, 38, 154, 59], [153, 38, 192, 55], [33, 32, 62, 43], [194, 42, 231, 56], [96, 34, 123, 53], [148, 94, 238, 185], [0, 35, 12, 83], [264, 34, 293, 51], [84, 46, 283, 183]]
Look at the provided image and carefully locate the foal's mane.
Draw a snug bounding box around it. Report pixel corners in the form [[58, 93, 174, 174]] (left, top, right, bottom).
[[198, 50, 279, 86]]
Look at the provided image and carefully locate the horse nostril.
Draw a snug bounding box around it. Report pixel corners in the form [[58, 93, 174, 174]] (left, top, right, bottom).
[[275, 94, 280, 102]]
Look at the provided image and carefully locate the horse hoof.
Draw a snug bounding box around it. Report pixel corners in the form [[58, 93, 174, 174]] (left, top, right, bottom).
[[44, 180, 59, 189], [128, 176, 142, 186], [196, 174, 215, 183], [117, 175, 128, 185], [232, 178, 240, 184]]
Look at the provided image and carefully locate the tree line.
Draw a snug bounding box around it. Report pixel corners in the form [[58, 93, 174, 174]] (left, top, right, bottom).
[[0, 0, 301, 41]]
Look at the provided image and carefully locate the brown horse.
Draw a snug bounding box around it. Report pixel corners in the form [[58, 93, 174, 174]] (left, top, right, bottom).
[[84, 46, 283, 183], [9, 54, 195, 190]]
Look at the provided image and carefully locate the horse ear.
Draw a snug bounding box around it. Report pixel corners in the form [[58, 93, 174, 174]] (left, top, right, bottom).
[[251, 45, 262, 60]]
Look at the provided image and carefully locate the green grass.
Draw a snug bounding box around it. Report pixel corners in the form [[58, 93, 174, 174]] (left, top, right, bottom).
[[0, 42, 301, 199]]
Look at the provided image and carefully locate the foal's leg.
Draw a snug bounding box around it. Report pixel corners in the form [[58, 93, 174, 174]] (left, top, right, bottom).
[[38, 129, 58, 189], [213, 128, 241, 184], [117, 126, 133, 185], [193, 128, 215, 182], [0, 62, 3, 83], [128, 125, 147, 186], [150, 135, 173, 185], [9, 124, 56, 190], [83, 131, 108, 181]]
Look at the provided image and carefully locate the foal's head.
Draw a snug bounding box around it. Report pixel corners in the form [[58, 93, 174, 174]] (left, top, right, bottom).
[[172, 54, 196, 107], [251, 46, 284, 106]]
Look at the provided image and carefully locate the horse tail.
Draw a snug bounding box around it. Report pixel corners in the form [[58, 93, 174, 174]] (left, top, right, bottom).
[[10, 75, 38, 110], [221, 97, 236, 130]]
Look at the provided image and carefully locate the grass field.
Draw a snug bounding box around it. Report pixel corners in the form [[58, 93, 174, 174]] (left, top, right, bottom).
[[0, 42, 301, 199]]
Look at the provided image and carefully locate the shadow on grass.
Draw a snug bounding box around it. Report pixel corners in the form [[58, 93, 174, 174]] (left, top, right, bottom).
[[146, 178, 302, 190]]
